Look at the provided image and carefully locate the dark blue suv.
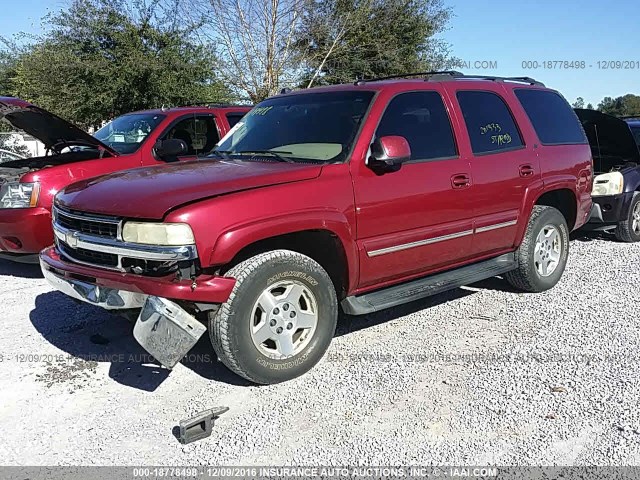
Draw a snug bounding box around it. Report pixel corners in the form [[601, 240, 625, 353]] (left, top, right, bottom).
[[624, 116, 640, 148], [577, 110, 640, 242]]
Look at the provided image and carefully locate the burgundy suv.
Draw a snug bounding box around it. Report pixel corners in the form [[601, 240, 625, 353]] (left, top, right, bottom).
[[40, 72, 593, 384], [0, 99, 250, 262]]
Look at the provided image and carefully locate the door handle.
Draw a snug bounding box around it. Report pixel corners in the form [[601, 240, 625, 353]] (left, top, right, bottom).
[[451, 174, 471, 189], [519, 164, 535, 177]]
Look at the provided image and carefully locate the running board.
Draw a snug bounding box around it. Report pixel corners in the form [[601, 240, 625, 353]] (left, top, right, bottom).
[[341, 253, 516, 315]]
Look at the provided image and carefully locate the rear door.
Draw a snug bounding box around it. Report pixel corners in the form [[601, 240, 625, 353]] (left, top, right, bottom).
[[448, 86, 539, 256], [352, 88, 475, 289]]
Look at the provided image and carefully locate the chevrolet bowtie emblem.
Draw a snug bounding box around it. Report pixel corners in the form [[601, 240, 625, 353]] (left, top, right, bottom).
[[65, 231, 79, 248]]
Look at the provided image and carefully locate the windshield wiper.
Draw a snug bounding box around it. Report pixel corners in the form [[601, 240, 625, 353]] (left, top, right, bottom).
[[236, 150, 296, 163], [210, 149, 232, 160]]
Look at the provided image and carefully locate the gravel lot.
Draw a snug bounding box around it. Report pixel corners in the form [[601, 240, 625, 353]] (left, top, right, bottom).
[[1, 232, 639, 466]]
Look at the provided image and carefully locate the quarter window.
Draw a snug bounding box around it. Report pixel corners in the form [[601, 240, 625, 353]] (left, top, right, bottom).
[[226, 112, 246, 128], [515, 89, 587, 145], [375, 91, 457, 161], [457, 91, 524, 154]]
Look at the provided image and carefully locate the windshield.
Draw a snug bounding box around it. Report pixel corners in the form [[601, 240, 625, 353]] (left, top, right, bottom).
[[214, 90, 375, 163], [632, 126, 640, 148], [94, 113, 165, 154]]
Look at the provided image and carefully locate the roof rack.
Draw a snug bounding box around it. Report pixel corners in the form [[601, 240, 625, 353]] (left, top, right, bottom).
[[171, 102, 253, 109], [452, 75, 545, 86], [355, 71, 464, 84], [356, 71, 545, 87]]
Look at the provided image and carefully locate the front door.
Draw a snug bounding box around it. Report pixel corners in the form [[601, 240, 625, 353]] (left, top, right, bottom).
[[157, 114, 221, 162], [352, 89, 475, 289]]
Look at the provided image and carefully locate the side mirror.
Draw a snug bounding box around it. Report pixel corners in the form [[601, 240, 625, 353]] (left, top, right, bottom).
[[155, 139, 188, 162], [368, 136, 411, 173]]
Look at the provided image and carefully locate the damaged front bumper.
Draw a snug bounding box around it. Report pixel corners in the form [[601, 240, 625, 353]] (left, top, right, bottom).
[[42, 262, 147, 309], [40, 247, 236, 368], [42, 264, 207, 368]]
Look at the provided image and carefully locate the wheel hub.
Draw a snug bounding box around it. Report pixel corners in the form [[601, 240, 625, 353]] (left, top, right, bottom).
[[268, 302, 298, 335]]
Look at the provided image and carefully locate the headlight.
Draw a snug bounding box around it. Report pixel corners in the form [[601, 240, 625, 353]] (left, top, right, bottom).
[[592, 172, 624, 197], [0, 182, 40, 209], [122, 222, 195, 246]]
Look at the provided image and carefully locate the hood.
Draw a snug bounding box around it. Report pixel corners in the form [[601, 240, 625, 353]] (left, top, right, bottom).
[[0, 97, 117, 156], [56, 159, 323, 219], [574, 108, 640, 171]]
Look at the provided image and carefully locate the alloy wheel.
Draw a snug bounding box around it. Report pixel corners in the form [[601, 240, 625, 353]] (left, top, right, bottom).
[[534, 224, 561, 277], [250, 280, 318, 359]]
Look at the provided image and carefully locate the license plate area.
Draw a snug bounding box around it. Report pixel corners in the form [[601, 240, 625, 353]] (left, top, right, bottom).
[[133, 296, 206, 368]]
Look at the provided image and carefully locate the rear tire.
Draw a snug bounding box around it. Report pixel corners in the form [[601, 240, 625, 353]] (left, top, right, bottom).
[[209, 249, 337, 384], [504, 205, 569, 293], [614, 193, 640, 243]]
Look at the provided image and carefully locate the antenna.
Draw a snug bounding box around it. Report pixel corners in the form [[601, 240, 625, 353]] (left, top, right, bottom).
[[594, 124, 602, 173]]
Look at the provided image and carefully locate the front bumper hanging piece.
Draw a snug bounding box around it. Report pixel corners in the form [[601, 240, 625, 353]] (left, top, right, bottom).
[[178, 407, 230, 445]]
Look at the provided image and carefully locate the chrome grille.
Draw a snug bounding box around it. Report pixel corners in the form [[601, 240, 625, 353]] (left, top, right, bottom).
[[54, 206, 120, 239], [57, 239, 119, 269], [51, 205, 198, 273]]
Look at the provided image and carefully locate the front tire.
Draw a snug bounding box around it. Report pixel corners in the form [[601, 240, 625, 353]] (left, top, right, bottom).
[[504, 205, 569, 293], [615, 193, 640, 243], [209, 250, 338, 384]]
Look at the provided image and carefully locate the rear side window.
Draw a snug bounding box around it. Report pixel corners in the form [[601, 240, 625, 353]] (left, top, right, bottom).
[[515, 89, 587, 145], [629, 126, 640, 147], [457, 91, 524, 154], [226, 112, 246, 128], [375, 91, 457, 161]]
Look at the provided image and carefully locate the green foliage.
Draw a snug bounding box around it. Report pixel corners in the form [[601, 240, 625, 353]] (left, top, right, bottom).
[[297, 0, 456, 86], [572, 97, 585, 109], [597, 94, 640, 117], [8, 0, 230, 128]]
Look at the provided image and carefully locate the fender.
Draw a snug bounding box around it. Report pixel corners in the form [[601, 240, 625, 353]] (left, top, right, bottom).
[[515, 178, 545, 246], [208, 209, 360, 293], [622, 168, 640, 194], [515, 175, 580, 245]]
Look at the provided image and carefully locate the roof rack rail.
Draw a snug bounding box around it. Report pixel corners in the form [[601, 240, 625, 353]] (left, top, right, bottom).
[[355, 71, 464, 84], [173, 102, 253, 108], [355, 72, 544, 87], [444, 75, 545, 86]]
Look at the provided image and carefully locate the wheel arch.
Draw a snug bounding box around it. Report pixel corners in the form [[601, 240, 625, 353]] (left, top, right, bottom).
[[209, 215, 357, 298], [534, 188, 578, 230]]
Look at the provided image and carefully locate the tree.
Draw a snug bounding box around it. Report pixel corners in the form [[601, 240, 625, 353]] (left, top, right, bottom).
[[572, 97, 585, 109], [586, 103, 594, 110], [187, 0, 305, 103], [597, 94, 640, 117], [9, 0, 230, 128], [296, 0, 456, 87]]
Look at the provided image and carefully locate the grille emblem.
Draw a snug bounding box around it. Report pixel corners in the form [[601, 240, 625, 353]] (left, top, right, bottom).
[[65, 231, 79, 248]]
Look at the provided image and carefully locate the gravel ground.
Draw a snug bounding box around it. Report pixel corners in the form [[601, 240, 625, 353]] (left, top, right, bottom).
[[1, 232, 639, 466]]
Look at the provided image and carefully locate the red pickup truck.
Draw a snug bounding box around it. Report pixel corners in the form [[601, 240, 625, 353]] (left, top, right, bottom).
[[41, 73, 593, 384], [0, 99, 250, 262]]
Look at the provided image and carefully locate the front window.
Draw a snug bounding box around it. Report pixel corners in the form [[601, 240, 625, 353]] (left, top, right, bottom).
[[214, 91, 375, 163], [94, 113, 165, 154]]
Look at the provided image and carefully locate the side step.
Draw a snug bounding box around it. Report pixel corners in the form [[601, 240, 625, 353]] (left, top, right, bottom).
[[341, 253, 516, 315]]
